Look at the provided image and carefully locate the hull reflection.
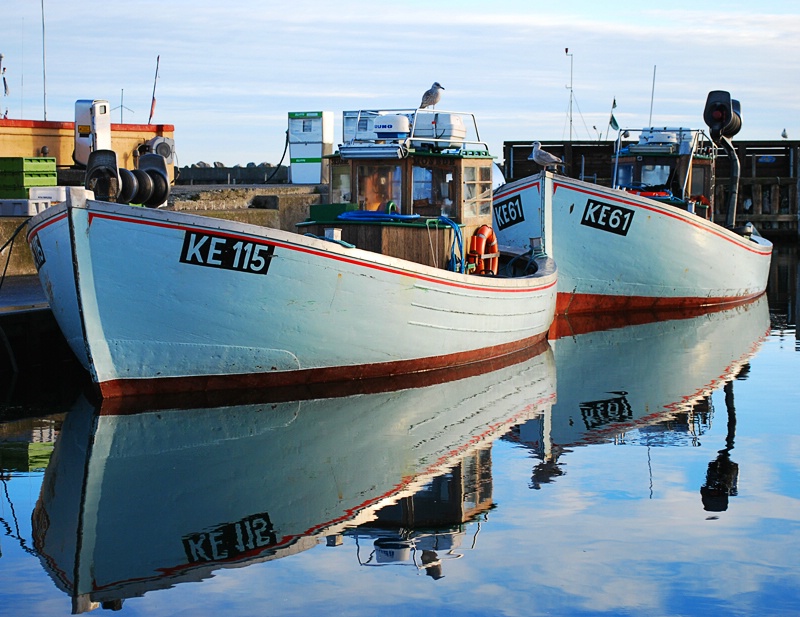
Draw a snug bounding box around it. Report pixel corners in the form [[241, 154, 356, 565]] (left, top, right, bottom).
[[511, 295, 770, 484], [32, 344, 555, 612]]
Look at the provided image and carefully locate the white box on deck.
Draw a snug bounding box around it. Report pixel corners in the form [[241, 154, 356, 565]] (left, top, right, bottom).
[[29, 186, 68, 203]]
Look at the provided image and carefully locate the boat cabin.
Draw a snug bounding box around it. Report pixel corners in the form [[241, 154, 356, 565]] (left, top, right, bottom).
[[298, 109, 500, 274], [613, 128, 716, 218]]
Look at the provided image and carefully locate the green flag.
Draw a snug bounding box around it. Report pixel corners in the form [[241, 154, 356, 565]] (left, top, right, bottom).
[[609, 114, 619, 131]]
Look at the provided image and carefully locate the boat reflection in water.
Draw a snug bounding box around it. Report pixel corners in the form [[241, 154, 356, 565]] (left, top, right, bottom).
[[32, 343, 555, 613], [510, 295, 770, 508], [357, 296, 772, 582]]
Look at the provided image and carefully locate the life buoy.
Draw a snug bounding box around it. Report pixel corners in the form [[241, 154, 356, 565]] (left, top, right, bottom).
[[468, 224, 499, 275], [628, 188, 671, 199]]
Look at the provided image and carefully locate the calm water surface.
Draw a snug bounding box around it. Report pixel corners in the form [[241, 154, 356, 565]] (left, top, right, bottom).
[[1, 248, 798, 617]]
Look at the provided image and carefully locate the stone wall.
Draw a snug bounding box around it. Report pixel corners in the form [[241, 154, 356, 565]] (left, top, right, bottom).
[[176, 164, 289, 185]]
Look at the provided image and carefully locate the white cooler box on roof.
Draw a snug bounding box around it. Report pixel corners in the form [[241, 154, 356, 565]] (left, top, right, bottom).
[[412, 112, 466, 149]]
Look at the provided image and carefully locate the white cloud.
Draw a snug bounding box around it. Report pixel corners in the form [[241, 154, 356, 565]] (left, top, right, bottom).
[[2, 2, 800, 165]]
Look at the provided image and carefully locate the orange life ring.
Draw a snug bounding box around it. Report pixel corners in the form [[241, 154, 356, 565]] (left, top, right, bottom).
[[629, 189, 670, 198], [468, 224, 499, 275]]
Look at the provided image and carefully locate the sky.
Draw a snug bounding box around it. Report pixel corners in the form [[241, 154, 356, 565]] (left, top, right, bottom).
[[3, 1, 800, 168]]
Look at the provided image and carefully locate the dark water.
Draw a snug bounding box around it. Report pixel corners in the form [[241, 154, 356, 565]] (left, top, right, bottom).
[[1, 248, 798, 617]]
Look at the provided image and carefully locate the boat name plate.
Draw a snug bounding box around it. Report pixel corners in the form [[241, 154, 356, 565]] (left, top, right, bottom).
[[494, 195, 526, 231], [30, 234, 46, 270], [581, 199, 635, 237], [180, 231, 276, 275]]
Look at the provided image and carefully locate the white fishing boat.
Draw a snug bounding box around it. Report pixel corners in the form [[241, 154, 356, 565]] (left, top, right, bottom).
[[33, 346, 555, 612], [494, 91, 772, 315], [26, 107, 557, 398]]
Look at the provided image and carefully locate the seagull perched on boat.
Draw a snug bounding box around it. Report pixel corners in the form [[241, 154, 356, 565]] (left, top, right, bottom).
[[420, 82, 445, 109], [529, 141, 565, 170]]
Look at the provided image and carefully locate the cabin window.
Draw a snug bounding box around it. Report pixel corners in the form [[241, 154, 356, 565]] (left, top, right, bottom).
[[616, 163, 634, 187], [357, 164, 403, 212], [641, 164, 671, 188], [330, 163, 352, 203], [690, 166, 706, 197], [463, 164, 492, 217], [412, 164, 454, 217]]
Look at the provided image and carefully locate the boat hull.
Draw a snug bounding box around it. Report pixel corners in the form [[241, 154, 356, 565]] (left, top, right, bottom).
[[493, 172, 772, 314], [27, 192, 557, 397]]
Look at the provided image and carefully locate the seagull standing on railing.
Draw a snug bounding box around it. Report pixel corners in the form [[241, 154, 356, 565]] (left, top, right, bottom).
[[420, 82, 445, 109], [529, 141, 565, 170]]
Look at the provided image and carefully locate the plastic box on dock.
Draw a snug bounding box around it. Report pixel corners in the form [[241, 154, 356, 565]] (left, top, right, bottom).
[[0, 199, 52, 216], [29, 186, 67, 202], [0, 188, 30, 199], [0, 158, 58, 199], [0, 173, 58, 189], [0, 157, 57, 173]]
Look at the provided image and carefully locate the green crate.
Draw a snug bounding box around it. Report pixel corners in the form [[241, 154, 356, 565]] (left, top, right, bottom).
[[0, 157, 57, 173], [0, 172, 57, 189], [0, 188, 31, 199]]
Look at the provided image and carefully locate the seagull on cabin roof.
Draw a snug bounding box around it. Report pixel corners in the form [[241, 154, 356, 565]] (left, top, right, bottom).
[[420, 82, 445, 109], [529, 141, 565, 170]]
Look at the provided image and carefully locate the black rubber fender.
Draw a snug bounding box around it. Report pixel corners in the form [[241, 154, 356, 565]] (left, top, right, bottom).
[[117, 168, 138, 204], [131, 169, 154, 205], [85, 168, 119, 202], [144, 170, 169, 207]]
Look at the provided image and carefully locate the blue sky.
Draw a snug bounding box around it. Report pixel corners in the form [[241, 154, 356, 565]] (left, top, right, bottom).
[[3, 1, 800, 167]]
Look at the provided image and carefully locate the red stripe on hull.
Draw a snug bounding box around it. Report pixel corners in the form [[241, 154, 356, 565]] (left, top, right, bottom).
[[549, 293, 766, 340], [555, 290, 766, 317], [97, 333, 550, 403], [83, 210, 555, 295]]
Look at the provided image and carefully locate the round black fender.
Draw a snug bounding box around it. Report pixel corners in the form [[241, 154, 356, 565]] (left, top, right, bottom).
[[144, 170, 169, 207], [131, 169, 154, 205], [117, 168, 139, 204]]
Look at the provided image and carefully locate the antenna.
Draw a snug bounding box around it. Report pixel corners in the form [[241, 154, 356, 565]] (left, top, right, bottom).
[[648, 65, 657, 126], [112, 88, 134, 123], [148, 55, 160, 124], [565, 48, 573, 142], [0, 54, 6, 119], [41, 0, 47, 120], [21, 18, 24, 117]]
